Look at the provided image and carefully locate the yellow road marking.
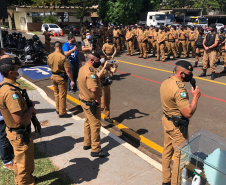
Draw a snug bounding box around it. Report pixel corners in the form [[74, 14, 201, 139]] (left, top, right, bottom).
[[117, 59, 226, 86], [48, 86, 164, 154]]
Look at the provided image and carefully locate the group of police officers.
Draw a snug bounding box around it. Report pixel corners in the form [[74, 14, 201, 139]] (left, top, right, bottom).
[[80, 23, 226, 80]]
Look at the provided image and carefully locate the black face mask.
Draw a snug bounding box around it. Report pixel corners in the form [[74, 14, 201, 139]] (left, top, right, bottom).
[[183, 72, 193, 82], [107, 41, 110, 43], [93, 61, 101, 68]]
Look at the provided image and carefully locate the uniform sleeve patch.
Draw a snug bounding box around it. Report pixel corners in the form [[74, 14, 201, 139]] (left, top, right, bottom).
[[89, 67, 94, 72], [12, 94, 19, 100], [180, 92, 187, 98], [91, 75, 96, 79], [176, 81, 184, 88]]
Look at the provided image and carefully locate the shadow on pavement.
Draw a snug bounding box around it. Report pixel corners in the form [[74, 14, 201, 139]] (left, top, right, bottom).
[[37, 108, 56, 114], [113, 108, 149, 123], [112, 73, 131, 81], [38, 123, 74, 138], [35, 136, 83, 159]]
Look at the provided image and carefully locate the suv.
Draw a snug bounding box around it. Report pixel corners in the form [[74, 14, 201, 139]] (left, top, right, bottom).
[[41, 24, 62, 35]]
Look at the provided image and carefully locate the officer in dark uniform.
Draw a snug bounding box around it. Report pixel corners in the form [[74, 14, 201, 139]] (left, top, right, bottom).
[[194, 27, 205, 67], [0, 58, 37, 184], [199, 24, 219, 80], [78, 52, 110, 158], [48, 41, 75, 118], [160, 60, 201, 185]]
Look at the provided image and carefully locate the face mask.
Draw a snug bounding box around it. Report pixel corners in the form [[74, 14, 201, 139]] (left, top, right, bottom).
[[71, 40, 76, 44], [100, 58, 105, 64], [93, 61, 101, 68], [86, 35, 91, 40], [183, 72, 193, 82], [107, 41, 110, 43], [14, 68, 22, 79]]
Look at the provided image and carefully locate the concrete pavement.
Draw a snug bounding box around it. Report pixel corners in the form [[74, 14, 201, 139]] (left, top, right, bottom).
[[25, 78, 162, 185]]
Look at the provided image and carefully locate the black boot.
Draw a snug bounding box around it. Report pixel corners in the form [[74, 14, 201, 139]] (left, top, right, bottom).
[[199, 69, 206, 77], [193, 62, 198, 67], [220, 67, 226, 73], [211, 72, 215, 80]]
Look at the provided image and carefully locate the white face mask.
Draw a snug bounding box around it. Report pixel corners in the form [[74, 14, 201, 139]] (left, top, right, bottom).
[[86, 35, 91, 40], [17, 68, 23, 79], [100, 58, 105, 64]]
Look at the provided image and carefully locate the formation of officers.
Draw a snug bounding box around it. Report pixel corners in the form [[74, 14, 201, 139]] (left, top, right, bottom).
[[80, 23, 226, 80]]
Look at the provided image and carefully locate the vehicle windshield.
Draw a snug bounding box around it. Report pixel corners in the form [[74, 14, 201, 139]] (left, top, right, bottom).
[[49, 24, 59, 28], [190, 18, 198, 24], [198, 18, 207, 24], [156, 15, 166, 20]]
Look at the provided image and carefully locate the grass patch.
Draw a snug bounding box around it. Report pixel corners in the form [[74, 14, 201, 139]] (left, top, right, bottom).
[[17, 79, 36, 91], [0, 144, 73, 185], [32, 31, 42, 35]]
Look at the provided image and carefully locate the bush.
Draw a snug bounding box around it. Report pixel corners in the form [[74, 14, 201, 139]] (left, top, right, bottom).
[[43, 15, 58, 24], [32, 16, 44, 23]]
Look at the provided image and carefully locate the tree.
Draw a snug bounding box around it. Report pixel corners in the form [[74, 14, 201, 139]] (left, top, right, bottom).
[[98, 0, 144, 25], [163, 0, 194, 8], [193, 0, 220, 15], [69, 0, 98, 24], [7, 0, 32, 5]]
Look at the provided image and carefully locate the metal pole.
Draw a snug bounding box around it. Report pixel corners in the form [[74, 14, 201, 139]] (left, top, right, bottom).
[[0, 23, 3, 49]]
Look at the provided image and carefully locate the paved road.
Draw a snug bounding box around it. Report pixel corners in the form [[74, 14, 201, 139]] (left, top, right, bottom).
[[19, 32, 226, 160]]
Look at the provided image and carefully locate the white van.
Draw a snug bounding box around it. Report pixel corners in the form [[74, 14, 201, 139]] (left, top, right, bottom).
[[146, 12, 169, 27]]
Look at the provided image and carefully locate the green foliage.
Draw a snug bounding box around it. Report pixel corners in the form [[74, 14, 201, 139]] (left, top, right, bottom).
[[193, 0, 220, 15], [7, 0, 32, 5], [43, 15, 58, 23], [69, 0, 98, 23], [32, 16, 44, 23], [163, 0, 194, 8], [98, 0, 144, 25]]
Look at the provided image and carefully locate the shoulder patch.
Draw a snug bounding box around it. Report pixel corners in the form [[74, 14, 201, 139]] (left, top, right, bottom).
[[91, 74, 96, 79], [176, 81, 184, 88], [12, 94, 19, 100], [180, 92, 187, 98], [89, 67, 94, 72]]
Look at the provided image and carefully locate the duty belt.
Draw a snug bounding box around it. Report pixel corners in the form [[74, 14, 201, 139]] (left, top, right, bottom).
[[6, 125, 29, 132], [168, 40, 175, 42], [163, 112, 188, 122], [188, 40, 195, 41], [80, 99, 93, 105], [179, 39, 186, 41]]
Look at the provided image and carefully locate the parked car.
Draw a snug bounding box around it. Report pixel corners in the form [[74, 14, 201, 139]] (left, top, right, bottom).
[[62, 25, 81, 35], [41, 24, 62, 35], [215, 23, 224, 31]]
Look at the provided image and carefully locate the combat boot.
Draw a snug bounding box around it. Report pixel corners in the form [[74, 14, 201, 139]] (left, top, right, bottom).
[[193, 62, 198, 67], [220, 67, 226, 73], [199, 69, 206, 77], [211, 72, 215, 80]]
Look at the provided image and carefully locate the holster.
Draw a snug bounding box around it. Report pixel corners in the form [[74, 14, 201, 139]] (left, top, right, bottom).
[[59, 73, 68, 81], [172, 115, 189, 137], [81, 100, 99, 116], [16, 125, 31, 145]]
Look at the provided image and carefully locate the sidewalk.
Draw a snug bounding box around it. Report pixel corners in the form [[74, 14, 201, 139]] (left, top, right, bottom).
[[27, 80, 162, 185]]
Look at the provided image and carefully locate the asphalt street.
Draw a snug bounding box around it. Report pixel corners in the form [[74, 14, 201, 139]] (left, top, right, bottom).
[[17, 32, 226, 160]]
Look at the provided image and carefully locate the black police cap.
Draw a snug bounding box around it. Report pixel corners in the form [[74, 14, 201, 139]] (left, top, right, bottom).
[[209, 24, 216, 29], [0, 57, 21, 66], [175, 60, 193, 71], [92, 52, 101, 59]]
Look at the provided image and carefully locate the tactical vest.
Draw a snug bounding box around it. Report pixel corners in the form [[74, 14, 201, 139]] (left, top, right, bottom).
[[219, 33, 225, 42], [205, 33, 216, 47], [104, 43, 114, 54], [83, 39, 92, 57], [195, 34, 205, 48]]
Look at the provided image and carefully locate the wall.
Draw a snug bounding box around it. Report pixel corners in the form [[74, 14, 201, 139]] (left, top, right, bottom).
[[69, 16, 91, 23]]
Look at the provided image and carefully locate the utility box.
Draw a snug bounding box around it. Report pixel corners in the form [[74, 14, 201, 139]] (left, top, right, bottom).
[[177, 129, 226, 185]]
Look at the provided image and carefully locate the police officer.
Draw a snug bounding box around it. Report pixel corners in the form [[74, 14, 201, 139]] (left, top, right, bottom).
[[96, 52, 119, 123], [81, 32, 93, 61], [157, 26, 166, 62], [43, 26, 52, 53], [147, 26, 154, 54], [78, 52, 109, 158], [217, 27, 226, 65], [152, 27, 158, 57], [187, 27, 197, 58], [166, 26, 177, 60], [48, 41, 75, 118], [178, 26, 187, 58], [199, 24, 219, 80], [102, 37, 117, 60], [138, 26, 148, 59], [113, 26, 120, 53], [194, 27, 205, 67], [0, 57, 37, 184], [125, 27, 135, 56], [160, 60, 201, 185], [221, 36, 226, 73]]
